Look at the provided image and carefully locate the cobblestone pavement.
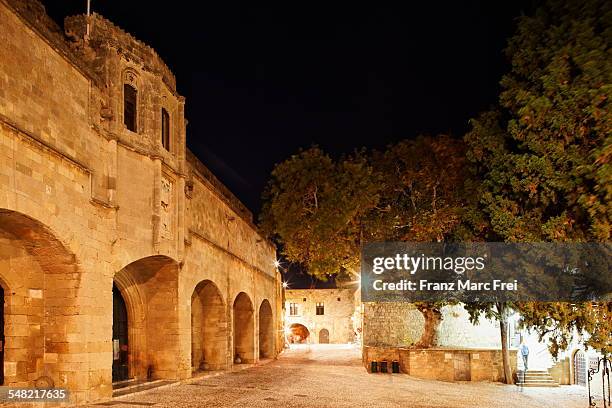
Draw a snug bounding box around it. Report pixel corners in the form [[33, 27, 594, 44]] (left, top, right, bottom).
[[87, 344, 592, 408]]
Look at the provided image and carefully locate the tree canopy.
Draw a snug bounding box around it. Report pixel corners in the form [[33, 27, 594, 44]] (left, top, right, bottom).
[[465, 0, 611, 242], [260, 147, 380, 280], [464, 0, 611, 359]]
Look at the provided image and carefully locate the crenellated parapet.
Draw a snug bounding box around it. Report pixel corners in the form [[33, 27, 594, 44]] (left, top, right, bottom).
[[64, 13, 177, 93]]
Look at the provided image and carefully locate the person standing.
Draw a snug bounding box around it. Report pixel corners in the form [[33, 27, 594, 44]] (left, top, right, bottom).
[[520, 340, 529, 371]]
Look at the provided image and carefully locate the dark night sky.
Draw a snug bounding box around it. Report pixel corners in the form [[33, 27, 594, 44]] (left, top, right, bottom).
[[44, 1, 534, 216]]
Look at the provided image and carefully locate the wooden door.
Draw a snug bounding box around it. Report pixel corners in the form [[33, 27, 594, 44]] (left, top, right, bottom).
[[112, 285, 129, 382], [453, 354, 471, 381], [319, 329, 330, 344]]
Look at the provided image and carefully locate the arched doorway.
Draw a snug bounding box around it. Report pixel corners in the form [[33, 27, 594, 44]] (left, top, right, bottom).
[[113, 255, 180, 382], [191, 280, 226, 371], [289, 323, 310, 343], [258, 300, 273, 359], [319, 328, 330, 344], [112, 285, 129, 382], [233, 292, 254, 364], [574, 350, 586, 386], [0, 209, 80, 387]]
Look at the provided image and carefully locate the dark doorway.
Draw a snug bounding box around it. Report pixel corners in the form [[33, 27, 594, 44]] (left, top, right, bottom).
[[0, 286, 4, 385], [319, 328, 329, 344], [258, 300, 273, 358], [112, 285, 129, 382]]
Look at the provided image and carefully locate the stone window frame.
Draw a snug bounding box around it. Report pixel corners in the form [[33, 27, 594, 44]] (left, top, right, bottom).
[[122, 69, 140, 134], [316, 302, 324, 316]]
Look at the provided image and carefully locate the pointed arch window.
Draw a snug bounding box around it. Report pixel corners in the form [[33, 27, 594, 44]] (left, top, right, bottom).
[[123, 84, 137, 132], [161, 108, 170, 151]]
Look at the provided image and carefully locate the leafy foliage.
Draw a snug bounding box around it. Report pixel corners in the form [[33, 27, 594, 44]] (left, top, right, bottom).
[[260, 147, 380, 279], [369, 136, 467, 242], [517, 302, 611, 358], [261, 138, 467, 346], [465, 0, 611, 242], [464, 0, 612, 358]]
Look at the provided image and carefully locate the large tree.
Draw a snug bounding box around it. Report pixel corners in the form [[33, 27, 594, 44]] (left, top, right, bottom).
[[466, 0, 610, 242], [464, 0, 611, 382], [260, 147, 380, 280], [261, 136, 468, 347], [370, 136, 467, 347]]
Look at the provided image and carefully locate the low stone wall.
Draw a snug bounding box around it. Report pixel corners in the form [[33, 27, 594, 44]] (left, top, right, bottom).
[[549, 357, 571, 385], [363, 346, 517, 382]]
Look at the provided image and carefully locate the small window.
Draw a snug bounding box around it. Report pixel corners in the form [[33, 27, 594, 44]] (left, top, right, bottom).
[[316, 302, 324, 315], [289, 303, 298, 316], [161, 108, 170, 151], [337, 297, 341, 301], [124, 84, 137, 132], [303, 298, 306, 302]]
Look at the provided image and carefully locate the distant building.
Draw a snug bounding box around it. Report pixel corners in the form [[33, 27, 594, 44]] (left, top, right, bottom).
[[285, 288, 360, 344]]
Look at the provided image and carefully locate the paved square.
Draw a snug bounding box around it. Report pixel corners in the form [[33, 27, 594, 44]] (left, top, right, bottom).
[[84, 345, 592, 407]]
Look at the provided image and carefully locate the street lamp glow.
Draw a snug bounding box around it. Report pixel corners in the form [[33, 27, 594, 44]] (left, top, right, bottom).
[[273, 260, 281, 268], [282, 281, 288, 289]]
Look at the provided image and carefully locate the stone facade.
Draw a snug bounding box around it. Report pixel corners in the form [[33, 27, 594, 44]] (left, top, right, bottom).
[[0, 0, 282, 404], [363, 303, 501, 348], [363, 346, 517, 382], [285, 289, 358, 344], [362, 303, 517, 382]]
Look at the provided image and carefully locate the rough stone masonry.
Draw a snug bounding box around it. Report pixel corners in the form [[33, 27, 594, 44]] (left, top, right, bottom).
[[0, 0, 283, 404]]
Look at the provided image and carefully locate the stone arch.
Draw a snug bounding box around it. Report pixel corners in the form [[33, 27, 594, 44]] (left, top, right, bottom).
[[233, 292, 255, 364], [191, 280, 227, 372], [258, 299, 274, 359], [0, 209, 81, 387], [319, 328, 330, 344], [289, 323, 310, 343], [113, 255, 179, 382]]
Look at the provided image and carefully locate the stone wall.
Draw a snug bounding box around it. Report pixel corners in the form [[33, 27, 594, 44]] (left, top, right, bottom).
[[363, 346, 517, 382], [549, 357, 571, 385], [285, 288, 357, 344], [0, 0, 280, 404], [361, 302, 512, 382], [363, 303, 501, 348]]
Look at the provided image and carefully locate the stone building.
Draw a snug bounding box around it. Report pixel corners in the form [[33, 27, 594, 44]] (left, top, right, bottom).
[[285, 288, 359, 344], [0, 0, 282, 404]]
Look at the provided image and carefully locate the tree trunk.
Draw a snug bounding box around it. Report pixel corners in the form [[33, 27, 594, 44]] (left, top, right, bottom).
[[415, 304, 442, 348], [497, 302, 513, 384]]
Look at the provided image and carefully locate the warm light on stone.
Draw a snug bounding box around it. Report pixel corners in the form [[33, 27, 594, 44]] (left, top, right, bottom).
[[0, 1, 282, 403]]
